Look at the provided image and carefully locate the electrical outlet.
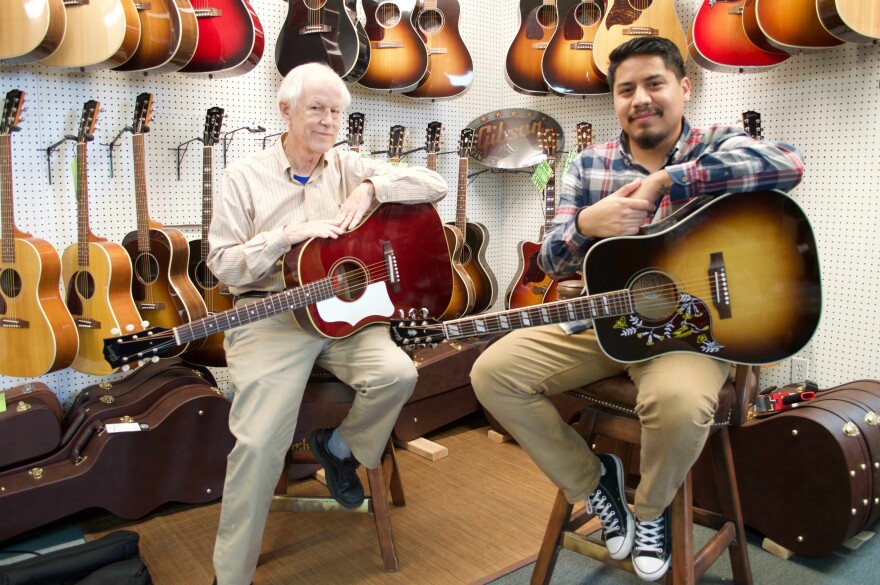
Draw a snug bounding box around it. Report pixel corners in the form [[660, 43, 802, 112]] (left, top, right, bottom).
[[791, 357, 809, 383]]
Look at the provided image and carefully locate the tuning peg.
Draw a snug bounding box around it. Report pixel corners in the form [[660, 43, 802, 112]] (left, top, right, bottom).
[[151, 356, 159, 363], [398, 309, 405, 318], [121, 364, 131, 372], [420, 308, 429, 317], [125, 323, 135, 332], [408, 308, 417, 318], [142, 320, 150, 327], [110, 327, 121, 335]]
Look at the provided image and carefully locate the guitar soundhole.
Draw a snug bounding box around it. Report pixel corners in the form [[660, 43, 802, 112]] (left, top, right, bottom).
[[0, 269, 22, 299], [134, 253, 161, 286], [304, 0, 327, 10], [417, 9, 445, 35], [537, 5, 558, 29], [576, 2, 602, 27], [376, 2, 402, 28], [627, 0, 653, 13], [75, 271, 95, 300], [628, 270, 679, 321], [330, 259, 368, 302], [195, 261, 220, 291]]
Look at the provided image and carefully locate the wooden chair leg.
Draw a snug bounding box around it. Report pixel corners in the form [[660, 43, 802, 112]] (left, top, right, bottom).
[[366, 465, 399, 571], [710, 429, 753, 585], [669, 473, 695, 585], [384, 440, 406, 506], [531, 490, 574, 585]]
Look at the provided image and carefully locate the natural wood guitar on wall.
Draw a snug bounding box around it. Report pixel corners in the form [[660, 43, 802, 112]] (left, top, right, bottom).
[[40, 0, 142, 69], [0, 0, 67, 65], [0, 90, 78, 377]]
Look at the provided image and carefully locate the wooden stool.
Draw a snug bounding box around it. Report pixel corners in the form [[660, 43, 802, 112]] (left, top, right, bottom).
[[530, 365, 758, 585], [270, 371, 406, 572]]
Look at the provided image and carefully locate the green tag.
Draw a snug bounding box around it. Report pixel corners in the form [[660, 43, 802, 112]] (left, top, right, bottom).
[[360, 150, 372, 158], [531, 160, 552, 191], [561, 150, 578, 180], [389, 161, 409, 168], [72, 157, 78, 192], [0, 392, 6, 414]]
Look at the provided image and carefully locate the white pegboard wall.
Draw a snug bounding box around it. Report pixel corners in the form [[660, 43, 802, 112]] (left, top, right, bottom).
[[1, 0, 878, 403]]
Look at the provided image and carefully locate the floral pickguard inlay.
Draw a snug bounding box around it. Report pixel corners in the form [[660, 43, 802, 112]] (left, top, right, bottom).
[[613, 293, 724, 354]]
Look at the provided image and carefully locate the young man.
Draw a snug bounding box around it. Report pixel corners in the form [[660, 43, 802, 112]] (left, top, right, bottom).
[[471, 37, 803, 582], [206, 62, 447, 585]]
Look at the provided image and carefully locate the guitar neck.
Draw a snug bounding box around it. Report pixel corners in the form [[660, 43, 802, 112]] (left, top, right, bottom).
[[438, 288, 633, 340], [0, 134, 14, 263], [132, 132, 152, 252], [455, 152, 468, 232], [201, 143, 214, 261], [541, 157, 556, 239], [75, 141, 91, 267]]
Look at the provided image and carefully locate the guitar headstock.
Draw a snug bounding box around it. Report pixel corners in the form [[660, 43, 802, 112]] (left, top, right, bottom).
[[132, 93, 154, 135], [458, 127, 474, 158], [77, 100, 100, 145], [742, 111, 762, 140], [347, 112, 365, 149], [425, 121, 442, 154], [388, 124, 407, 160], [541, 126, 558, 164], [1, 90, 25, 135], [576, 121, 593, 152], [102, 326, 171, 368], [203, 107, 225, 147], [389, 316, 446, 350]]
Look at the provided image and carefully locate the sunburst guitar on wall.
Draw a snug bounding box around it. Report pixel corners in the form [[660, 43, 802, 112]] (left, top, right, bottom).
[[750, 0, 845, 53], [0, 0, 66, 66], [177, 0, 264, 76], [687, 0, 790, 73], [0, 90, 78, 377], [591, 0, 688, 76], [112, 0, 198, 74], [542, 0, 609, 96], [817, 0, 880, 44], [61, 100, 146, 376], [183, 107, 232, 368], [40, 0, 142, 70], [120, 93, 208, 362], [506, 0, 558, 95], [402, 0, 474, 99], [358, 0, 429, 91], [275, 0, 367, 81]]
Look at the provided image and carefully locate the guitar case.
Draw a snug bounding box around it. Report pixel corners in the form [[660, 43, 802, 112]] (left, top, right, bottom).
[[0, 382, 63, 470], [0, 382, 235, 544], [694, 379, 880, 557]]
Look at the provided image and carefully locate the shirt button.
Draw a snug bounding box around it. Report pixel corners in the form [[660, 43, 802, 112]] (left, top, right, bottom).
[[681, 176, 688, 183]]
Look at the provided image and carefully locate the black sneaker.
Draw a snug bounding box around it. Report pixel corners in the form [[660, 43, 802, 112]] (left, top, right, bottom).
[[586, 453, 634, 560], [308, 427, 365, 508], [632, 507, 671, 581]]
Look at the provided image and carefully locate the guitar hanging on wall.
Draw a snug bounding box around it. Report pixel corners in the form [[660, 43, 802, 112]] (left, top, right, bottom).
[[358, 0, 429, 92], [0, 0, 66, 65], [403, 0, 474, 99], [111, 0, 198, 74], [749, 0, 844, 53], [817, 0, 880, 44], [177, 0, 264, 76], [0, 90, 78, 377], [61, 99, 146, 375], [506, 0, 558, 95], [541, 0, 609, 96]]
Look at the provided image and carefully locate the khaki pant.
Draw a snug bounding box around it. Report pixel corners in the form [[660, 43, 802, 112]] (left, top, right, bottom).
[[213, 300, 417, 585], [471, 326, 729, 520]]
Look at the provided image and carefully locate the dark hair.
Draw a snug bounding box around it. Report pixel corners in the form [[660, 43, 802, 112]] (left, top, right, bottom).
[[607, 37, 686, 89]]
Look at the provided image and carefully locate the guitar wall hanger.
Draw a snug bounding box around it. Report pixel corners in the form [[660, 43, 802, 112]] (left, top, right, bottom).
[[43, 134, 77, 185], [222, 126, 265, 167], [169, 137, 203, 181], [103, 126, 134, 179]]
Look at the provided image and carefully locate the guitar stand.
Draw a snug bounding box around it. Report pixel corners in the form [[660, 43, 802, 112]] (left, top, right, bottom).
[[43, 135, 76, 184]]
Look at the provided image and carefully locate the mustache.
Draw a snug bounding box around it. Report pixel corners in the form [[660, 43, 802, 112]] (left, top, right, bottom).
[[629, 107, 662, 122]]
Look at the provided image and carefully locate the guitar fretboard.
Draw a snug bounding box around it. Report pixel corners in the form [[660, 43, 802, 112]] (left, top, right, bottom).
[[541, 155, 556, 239], [132, 133, 151, 252], [454, 151, 468, 233], [201, 144, 214, 261], [75, 142, 91, 267], [0, 135, 14, 263]]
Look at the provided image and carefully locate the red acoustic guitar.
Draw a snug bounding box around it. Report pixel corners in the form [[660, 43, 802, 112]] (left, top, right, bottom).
[[103, 203, 453, 367], [358, 0, 429, 91], [0, 90, 78, 377], [688, 0, 790, 73], [506, 0, 558, 95], [541, 0, 609, 96], [179, 0, 264, 76], [403, 0, 474, 99]]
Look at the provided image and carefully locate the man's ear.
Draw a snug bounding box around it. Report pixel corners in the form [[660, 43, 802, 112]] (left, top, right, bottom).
[[279, 101, 290, 124], [681, 76, 692, 103]]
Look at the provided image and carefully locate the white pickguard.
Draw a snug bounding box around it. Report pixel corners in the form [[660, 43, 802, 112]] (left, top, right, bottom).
[[315, 282, 394, 324]]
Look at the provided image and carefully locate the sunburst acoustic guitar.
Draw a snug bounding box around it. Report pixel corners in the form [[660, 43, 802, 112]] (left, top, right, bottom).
[[61, 100, 145, 375], [750, 0, 844, 53], [0, 90, 78, 377], [541, 0, 609, 96], [359, 0, 429, 91], [112, 0, 199, 74], [0, 0, 66, 66], [403, 0, 474, 99], [506, 0, 558, 95], [121, 93, 208, 361]]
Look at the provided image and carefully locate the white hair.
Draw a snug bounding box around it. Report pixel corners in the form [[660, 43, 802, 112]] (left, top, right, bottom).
[[276, 62, 351, 112]]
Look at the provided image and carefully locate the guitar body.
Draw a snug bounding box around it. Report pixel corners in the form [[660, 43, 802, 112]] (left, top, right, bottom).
[[586, 191, 821, 364], [114, 0, 198, 73], [505, 0, 556, 95], [455, 221, 497, 315], [285, 203, 452, 338], [688, 0, 790, 72], [61, 239, 143, 375], [275, 0, 369, 82], [403, 0, 474, 99], [753, 0, 845, 53], [179, 0, 265, 76], [592, 0, 688, 76], [505, 240, 581, 309], [439, 224, 475, 320], [122, 227, 208, 355], [41, 0, 141, 69], [0, 236, 77, 377], [359, 0, 429, 91], [184, 238, 232, 367], [0, 0, 66, 65], [542, 0, 609, 96], [817, 0, 880, 44]]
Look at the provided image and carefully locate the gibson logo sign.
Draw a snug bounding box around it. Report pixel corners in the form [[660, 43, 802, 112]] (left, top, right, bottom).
[[466, 109, 564, 169]]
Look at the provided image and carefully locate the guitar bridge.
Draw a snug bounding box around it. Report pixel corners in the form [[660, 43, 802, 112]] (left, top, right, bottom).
[[0, 318, 29, 329], [75, 318, 102, 329], [383, 242, 400, 294], [708, 252, 732, 319]]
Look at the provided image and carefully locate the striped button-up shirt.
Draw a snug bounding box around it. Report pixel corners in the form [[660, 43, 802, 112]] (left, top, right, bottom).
[[208, 134, 447, 294], [541, 119, 804, 333]]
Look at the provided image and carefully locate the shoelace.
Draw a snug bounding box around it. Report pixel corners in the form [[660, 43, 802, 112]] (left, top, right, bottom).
[[586, 488, 622, 537], [634, 517, 665, 554]]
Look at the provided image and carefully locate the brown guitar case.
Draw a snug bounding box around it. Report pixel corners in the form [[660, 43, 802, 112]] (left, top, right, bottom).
[[0, 382, 235, 544], [695, 379, 880, 557], [0, 382, 63, 470]]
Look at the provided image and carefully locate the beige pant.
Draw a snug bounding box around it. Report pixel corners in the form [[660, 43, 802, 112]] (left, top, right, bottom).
[[471, 326, 729, 520], [213, 301, 417, 585]]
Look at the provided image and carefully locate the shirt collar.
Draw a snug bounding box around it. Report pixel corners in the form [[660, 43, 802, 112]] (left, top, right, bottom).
[[273, 132, 330, 183]]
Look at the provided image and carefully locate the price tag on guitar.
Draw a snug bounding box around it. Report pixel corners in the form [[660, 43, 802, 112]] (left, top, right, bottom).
[[531, 160, 552, 191], [0, 392, 6, 414]]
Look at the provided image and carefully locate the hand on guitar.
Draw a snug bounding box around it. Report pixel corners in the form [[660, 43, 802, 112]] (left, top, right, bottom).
[[283, 220, 346, 244], [576, 179, 653, 238], [337, 181, 376, 231]]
